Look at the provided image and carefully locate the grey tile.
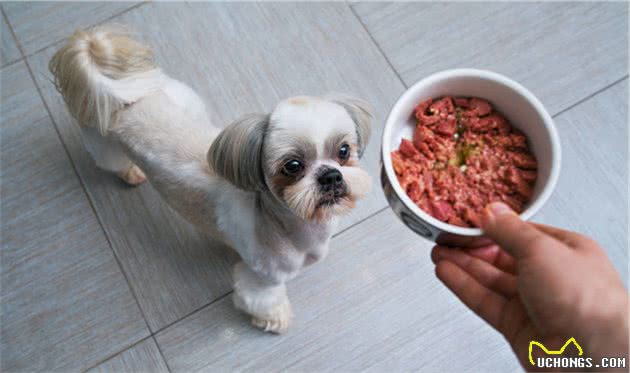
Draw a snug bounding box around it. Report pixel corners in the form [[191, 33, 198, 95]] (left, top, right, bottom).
[[1, 15, 20, 67], [536, 78, 628, 280], [28, 2, 404, 331], [88, 338, 169, 373], [2, 1, 139, 55], [353, 2, 628, 115], [0, 62, 148, 371], [155, 208, 520, 372]]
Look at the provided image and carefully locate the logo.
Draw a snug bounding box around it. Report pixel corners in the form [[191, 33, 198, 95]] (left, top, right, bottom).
[[529, 337, 627, 369], [528, 337, 583, 366]]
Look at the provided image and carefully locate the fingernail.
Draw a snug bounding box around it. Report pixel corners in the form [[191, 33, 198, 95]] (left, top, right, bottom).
[[489, 202, 513, 216], [482, 202, 514, 226]]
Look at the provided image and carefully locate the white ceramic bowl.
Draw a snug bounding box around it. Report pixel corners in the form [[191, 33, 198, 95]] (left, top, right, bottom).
[[381, 69, 561, 243]]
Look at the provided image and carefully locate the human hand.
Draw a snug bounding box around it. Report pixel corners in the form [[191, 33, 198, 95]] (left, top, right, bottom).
[[431, 202, 629, 370]]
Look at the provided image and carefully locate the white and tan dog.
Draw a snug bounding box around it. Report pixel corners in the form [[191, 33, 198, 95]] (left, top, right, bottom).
[[49, 27, 372, 333]]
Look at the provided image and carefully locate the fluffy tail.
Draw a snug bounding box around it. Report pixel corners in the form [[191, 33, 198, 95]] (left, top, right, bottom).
[[49, 27, 164, 135]]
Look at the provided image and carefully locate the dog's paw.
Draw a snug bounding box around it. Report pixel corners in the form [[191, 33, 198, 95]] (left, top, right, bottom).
[[117, 164, 147, 186], [251, 301, 293, 334]]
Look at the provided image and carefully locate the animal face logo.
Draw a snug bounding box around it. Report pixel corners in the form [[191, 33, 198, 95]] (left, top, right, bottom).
[[528, 337, 583, 366]]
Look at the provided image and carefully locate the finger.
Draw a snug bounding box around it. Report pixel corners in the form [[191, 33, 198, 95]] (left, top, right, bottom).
[[433, 246, 517, 296], [531, 223, 596, 249], [481, 202, 564, 259], [435, 260, 507, 332], [466, 244, 517, 275], [430, 245, 445, 264], [431, 244, 517, 274], [435, 233, 494, 248]]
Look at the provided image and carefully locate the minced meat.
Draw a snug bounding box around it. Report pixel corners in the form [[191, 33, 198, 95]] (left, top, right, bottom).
[[391, 96, 537, 228]]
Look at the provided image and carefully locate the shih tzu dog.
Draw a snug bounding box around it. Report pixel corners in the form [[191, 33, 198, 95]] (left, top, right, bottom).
[[49, 27, 372, 334]]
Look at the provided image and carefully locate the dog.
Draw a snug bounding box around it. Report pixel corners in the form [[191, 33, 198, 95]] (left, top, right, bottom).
[[49, 27, 373, 334]]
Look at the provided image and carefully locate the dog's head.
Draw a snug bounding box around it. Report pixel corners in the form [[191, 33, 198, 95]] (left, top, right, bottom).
[[208, 94, 373, 221]]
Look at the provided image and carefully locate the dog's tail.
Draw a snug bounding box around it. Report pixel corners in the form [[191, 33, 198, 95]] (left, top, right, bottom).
[[49, 26, 164, 135]]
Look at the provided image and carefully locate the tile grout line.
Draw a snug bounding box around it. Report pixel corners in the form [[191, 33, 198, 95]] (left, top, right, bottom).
[[1, 57, 24, 69], [10, 2, 148, 61], [333, 206, 389, 238], [151, 291, 233, 336], [88, 290, 234, 372], [1, 4, 23, 69], [81, 335, 152, 372], [151, 335, 173, 373], [347, 2, 408, 90], [3, 0, 157, 354], [551, 75, 628, 118]]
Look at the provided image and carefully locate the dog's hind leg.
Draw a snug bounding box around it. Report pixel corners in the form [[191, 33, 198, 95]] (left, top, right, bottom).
[[80, 126, 146, 186]]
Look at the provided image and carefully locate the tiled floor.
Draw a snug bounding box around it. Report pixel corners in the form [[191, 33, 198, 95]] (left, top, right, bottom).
[[1, 2, 627, 372]]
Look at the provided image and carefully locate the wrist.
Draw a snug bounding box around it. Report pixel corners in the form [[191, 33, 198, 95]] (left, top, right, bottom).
[[580, 289, 629, 362]]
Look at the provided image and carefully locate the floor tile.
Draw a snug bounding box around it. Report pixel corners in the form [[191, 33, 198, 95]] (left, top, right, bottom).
[[1, 62, 148, 371], [88, 338, 169, 373], [28, 1, 404, 331], [156, 208, 520, 372], [2, 1, 139, 55], [1, 15, 20, 67], [353, 2, 628, 115], [535, 78, 628, 280]]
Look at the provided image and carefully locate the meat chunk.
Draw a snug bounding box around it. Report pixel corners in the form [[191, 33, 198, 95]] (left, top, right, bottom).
[[430, 200, 454, 221], [435, 117, 457, 137], [414, 98, 441, 125], [468, 98, 492, 116]]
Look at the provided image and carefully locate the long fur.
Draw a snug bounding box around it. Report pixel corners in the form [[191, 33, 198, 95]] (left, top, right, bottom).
[[207, 113, 270, 191], [49, 27, 164, 135]]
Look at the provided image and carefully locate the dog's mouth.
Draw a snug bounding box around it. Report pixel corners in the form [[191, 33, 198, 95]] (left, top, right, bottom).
[[316, 189, 348, 208]]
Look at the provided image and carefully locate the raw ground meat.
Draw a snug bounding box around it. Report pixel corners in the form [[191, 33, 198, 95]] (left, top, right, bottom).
[[391, 96, 538, 228]]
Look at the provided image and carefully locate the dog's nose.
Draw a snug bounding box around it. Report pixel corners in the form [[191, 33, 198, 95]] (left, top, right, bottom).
[[318, 169, 343, 187]]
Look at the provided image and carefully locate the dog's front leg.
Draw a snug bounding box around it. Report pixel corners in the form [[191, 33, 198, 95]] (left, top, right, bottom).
[[232, 262, 293, 334]]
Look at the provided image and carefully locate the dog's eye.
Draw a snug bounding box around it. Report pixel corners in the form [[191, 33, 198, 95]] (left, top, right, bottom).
[[339, 144, 350, 161], [282, 160, 303, 175]]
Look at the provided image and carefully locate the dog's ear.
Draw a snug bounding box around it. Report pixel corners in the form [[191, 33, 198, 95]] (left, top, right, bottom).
[[208, 113, 269, 191], [325, 93, 373, 159]]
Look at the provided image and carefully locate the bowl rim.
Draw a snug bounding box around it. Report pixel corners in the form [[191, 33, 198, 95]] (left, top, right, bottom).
[[381, 68, 562, 236]]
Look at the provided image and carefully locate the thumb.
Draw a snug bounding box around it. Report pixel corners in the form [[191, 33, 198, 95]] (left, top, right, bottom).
[[481, 202, 555, 259]]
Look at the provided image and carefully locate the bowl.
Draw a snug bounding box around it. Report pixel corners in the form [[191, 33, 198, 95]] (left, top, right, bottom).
[[381, 68, 561, 244]]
